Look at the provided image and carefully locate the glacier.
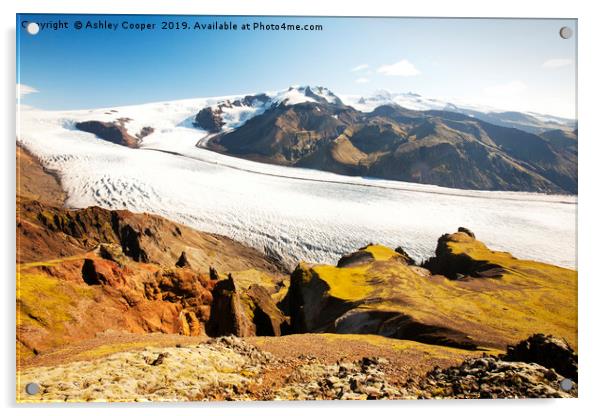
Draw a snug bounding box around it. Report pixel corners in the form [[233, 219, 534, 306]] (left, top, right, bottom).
[[16, 93, 577, 270]]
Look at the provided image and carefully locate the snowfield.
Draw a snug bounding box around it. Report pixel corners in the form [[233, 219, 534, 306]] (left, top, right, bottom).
[[338, 90, 575, 128], [17, 91, 577, 270]]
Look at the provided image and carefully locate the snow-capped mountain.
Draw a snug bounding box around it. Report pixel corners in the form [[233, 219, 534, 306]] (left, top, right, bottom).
[[29, 85, 573, 146], [339, 90, 575, 134], [341, 90, 454, 113], [194, 86, 576, 194], [191, 86, 343, 134], [192, 86, 575, 135]]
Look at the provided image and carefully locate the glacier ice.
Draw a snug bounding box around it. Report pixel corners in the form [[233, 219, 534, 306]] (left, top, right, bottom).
[[16, 96, 577, 270]]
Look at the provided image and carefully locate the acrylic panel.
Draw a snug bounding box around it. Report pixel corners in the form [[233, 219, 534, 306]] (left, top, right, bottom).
[[16, 14, 578, 402]]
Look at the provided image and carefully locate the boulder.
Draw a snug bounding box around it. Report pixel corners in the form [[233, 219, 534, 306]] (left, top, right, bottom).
[[457, 227, 475, 239], [336, 250, 374, 268], [81, 258, 125, 287], [98, 243, 127, 266], [504, 333, 578, 382], [394, 246, 416, 265]]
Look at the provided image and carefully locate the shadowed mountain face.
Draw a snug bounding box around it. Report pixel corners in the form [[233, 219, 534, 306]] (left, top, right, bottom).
[[205, 96, 577, 194], [540, 128, 578, 155]]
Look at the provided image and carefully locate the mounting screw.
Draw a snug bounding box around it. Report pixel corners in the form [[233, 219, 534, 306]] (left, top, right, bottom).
[[559, 26, 573, 39], [560, 378, 574, 391], [26, 22, 40, 35], [25, 382, 40, 395]]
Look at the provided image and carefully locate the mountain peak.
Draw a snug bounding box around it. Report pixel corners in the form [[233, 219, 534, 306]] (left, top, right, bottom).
[[273, 85, 341, 106]]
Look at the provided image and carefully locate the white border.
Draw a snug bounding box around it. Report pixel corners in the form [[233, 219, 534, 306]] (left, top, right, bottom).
[[3, 1, 601, 415]]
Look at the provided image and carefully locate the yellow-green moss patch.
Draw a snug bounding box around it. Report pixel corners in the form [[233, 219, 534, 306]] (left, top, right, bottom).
[[311, 265, 373, 301], [17, 272, 95, 330], [362, 245, 399, 261]]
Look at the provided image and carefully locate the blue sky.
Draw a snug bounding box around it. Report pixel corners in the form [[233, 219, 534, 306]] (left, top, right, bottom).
[[17, 15, 576, 118]]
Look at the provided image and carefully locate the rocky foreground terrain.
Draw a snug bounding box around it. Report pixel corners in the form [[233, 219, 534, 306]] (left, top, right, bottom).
[[16, 145, 578, 401], [18, 334, 577, 402]]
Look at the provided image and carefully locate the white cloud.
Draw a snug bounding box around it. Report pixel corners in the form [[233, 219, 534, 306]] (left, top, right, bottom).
[[542, 58, 573, 69], [483, 81, 527, 96], [377, 59, 420, 77], [355, 77, 370, 84], [17, 84, 38, 99], [351, 64, 370, 72]]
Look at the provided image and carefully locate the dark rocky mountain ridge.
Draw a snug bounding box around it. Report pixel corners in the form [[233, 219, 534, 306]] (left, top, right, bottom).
[[202, 90, 577, 193]]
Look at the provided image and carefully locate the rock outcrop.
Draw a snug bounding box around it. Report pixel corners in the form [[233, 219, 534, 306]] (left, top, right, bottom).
[[136, 126, 155, 139], [288, 245, 477, 349], [336, 248, 376, 268], [75, 120, 140, 148], [418, 356, 575, 399], [207, 274, 289, 337], [18, 197, 286, 274], [194, 107, 226, 133], [504, 333, 578, 382], [418, 334, 578, 398], [193, 93, 271, 133], [394, 246, 416, 265], [423, 228, 506, 279], [207, 275, 253, 337], [175, 251, 191, 268], [245, 284, 289, 336], [16, 145, 65, 207]]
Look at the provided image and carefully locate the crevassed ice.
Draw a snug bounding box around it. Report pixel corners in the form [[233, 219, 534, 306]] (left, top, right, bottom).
[[16, 98, 577, 270]]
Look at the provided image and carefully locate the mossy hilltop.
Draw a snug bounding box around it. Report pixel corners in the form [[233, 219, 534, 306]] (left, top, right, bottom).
[[289, 231, 576, 351]]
